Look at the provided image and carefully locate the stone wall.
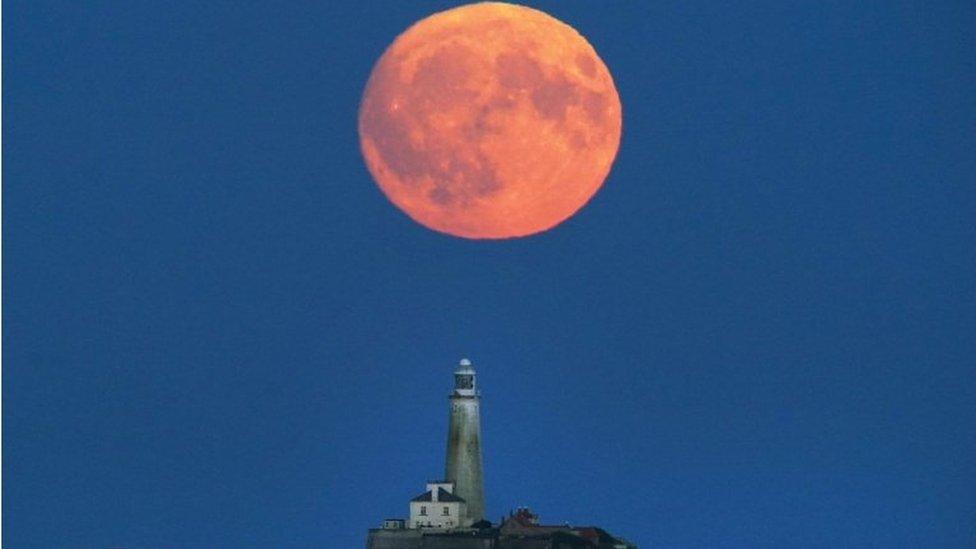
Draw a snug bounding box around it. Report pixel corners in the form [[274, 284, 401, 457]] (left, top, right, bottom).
[[365, 528, 635, 549], [366, 529, 423, 549], [366, 530, 491, 549]]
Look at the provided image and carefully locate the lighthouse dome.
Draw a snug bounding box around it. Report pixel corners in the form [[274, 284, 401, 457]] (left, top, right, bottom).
[[455, 358, 475, 373]]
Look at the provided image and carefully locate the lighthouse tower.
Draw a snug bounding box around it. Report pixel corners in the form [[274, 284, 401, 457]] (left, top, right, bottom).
[[444, 358, 485, 525]]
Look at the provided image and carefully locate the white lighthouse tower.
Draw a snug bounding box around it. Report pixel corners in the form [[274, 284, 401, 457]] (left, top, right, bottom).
[[444, 358, 485, 525]]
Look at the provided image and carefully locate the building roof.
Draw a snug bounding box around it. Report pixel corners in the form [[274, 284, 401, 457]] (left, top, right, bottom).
[[499, 511, 634, 547], [410, 487, 466, 503]]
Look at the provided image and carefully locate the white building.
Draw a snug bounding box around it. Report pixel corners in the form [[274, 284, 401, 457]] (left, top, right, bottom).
[[408, 481, 467, 529]]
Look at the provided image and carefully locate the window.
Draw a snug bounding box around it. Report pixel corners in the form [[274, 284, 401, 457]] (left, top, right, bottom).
[[420, 506, 427, 516], [442, 506, 450, 516]]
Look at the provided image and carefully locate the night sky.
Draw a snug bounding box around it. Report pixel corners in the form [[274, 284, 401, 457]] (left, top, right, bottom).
[[5, 1, 975, 548]]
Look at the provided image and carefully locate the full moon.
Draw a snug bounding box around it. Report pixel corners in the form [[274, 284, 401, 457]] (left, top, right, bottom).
[[358, 2, 622, 239]]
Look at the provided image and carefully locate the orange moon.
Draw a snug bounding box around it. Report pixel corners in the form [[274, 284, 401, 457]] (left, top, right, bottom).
[[358, 2, 622, 239]]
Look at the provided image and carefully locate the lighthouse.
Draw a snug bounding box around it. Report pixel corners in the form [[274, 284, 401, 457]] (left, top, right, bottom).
[[367, 357, 637, 548], [444, 358, 485, 525]]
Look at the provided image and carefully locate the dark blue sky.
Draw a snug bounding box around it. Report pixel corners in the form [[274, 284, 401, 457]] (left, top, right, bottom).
[[5, 1, 975, 547]]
